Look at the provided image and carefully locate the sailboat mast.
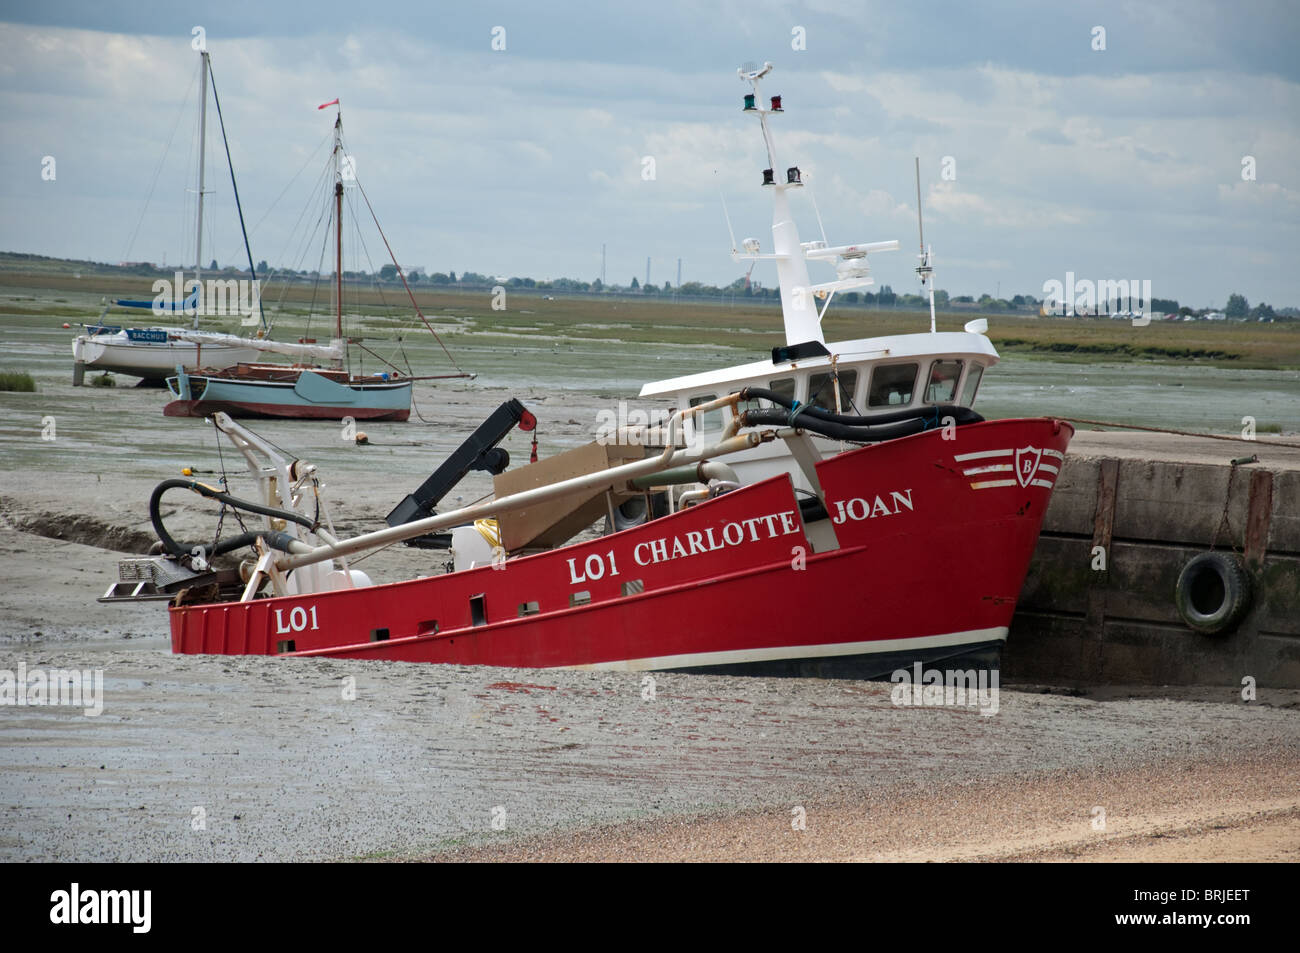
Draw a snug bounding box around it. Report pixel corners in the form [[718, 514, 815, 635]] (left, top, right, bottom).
[[333, 114, 343, 353], [194, 51, 209, 330]]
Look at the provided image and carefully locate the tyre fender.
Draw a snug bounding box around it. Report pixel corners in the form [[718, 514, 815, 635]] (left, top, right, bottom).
[[1174, 552, 1252, 635]]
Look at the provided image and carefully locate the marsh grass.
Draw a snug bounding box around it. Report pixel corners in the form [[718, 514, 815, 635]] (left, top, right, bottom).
[[0, 370, 36, 391], [4, 264, 1299, 368]]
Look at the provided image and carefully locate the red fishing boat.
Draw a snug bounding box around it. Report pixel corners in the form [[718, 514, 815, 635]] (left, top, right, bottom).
[[106, 63, 1073, 677]]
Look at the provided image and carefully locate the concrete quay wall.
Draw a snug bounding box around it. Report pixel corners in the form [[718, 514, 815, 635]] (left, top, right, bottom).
[[1006, 431, 1300, 687]]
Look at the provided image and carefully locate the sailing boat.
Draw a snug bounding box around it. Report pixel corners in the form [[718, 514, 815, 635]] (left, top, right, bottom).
[[163, 103, 466, 421], [71, 51, 264, 385]]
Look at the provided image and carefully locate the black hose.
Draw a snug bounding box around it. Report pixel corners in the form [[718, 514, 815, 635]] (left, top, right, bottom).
[[739, 405, 983, 442], [738, 386, 979, 428], [149, 478, 316, 558]]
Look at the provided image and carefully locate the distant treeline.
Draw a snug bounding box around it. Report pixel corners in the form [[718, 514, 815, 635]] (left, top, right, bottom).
[[1, 251, 1293, 320]]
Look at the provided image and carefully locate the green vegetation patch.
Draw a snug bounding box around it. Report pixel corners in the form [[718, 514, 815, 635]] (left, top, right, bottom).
[[996, 338, 1237, 361], [0, 370, 36, 391]]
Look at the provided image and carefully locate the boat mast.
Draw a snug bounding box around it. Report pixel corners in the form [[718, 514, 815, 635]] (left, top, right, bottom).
[[193, 51, 209, 331], [333, 112, 344, 367], [740, 63, 821, 346]]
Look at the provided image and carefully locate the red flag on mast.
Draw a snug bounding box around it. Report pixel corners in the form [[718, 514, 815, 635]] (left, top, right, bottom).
[[318, 98, 340, 110]]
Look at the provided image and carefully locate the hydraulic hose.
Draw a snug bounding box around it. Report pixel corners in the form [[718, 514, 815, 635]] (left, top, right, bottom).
[[738, 386, 981, 428], [149, 478, 317, 559], [739, 405, 983, 442]]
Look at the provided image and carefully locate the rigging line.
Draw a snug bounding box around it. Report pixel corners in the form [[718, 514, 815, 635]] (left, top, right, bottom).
[[273, 157, 334, 278], [206, 59, 268, 333], [410, 386, 434, 424], [123, 63, 199, 262], [1058, 417, 1300, 449], [346, 163, 464, 373], [212, 416, 231, 489], [276, 161, 337, 334], [350, 340, 405, 374], [283, 163, 335, 273], [223, 136, 334, 335], [396, 335, 415, 376], [342, 187, 405, 359], [306, 194, 336, 343], [245, 130, 332, 239]]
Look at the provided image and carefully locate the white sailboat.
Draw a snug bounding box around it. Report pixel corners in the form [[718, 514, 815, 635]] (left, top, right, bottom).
[[72, 50, 263, 385]]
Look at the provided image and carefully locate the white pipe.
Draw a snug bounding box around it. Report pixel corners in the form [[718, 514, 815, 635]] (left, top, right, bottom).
[[275, 397, 751, 571]]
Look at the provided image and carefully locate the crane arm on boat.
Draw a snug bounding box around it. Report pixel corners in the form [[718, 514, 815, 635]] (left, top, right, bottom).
[[386, 398, 536, 542]]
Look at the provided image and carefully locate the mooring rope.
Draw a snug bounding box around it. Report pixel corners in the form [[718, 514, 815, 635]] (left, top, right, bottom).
[[1058, 416, 1300, 451]]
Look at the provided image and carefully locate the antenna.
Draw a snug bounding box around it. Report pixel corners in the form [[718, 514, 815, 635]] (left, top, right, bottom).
[[915, 156, 925, 254], [806, 172, 829, 245], [720, 190, 739, 255], [914, 157, 936, 334]]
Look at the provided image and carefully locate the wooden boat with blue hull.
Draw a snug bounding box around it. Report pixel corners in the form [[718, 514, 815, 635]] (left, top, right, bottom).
[[166, 363, 412, 421]]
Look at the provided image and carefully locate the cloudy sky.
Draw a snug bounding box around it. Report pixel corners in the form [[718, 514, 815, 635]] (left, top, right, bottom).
[[2, 0, 1297, 308]]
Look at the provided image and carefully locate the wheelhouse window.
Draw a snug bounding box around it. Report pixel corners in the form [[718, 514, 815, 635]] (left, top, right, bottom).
[[960, 363, 984, 407], [868, 363, 918, 407], [808, 370, 858, 412], [925, 360, 963, 404], [744, 376, 797, 415], [768, 377, 796, 406], [689, 393, 723, 434]]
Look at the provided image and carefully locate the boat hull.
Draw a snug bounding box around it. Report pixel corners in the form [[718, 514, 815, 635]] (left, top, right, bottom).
[[169, 417, 1072, 674], [72, 331, 260, 382], [163, 370, 412, 421]]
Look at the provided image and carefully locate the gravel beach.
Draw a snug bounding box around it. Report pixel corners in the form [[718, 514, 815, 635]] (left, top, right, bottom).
[[0, 522, 1296, 862]]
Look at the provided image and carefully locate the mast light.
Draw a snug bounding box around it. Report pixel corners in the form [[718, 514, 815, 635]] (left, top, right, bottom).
[[743, 94, 756, 111], [770, 95, 783, 111]]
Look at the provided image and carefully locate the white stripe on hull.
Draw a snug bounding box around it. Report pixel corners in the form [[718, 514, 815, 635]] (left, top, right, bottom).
[[559, 627, 1008, 673]]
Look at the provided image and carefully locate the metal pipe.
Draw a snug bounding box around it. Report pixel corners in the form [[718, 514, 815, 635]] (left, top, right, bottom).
[[628, 461, 739, 490], [276, 405, 756, 572]]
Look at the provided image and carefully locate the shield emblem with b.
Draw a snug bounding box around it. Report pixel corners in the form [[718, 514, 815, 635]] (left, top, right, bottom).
[[1015, 446, 1043, 487]]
